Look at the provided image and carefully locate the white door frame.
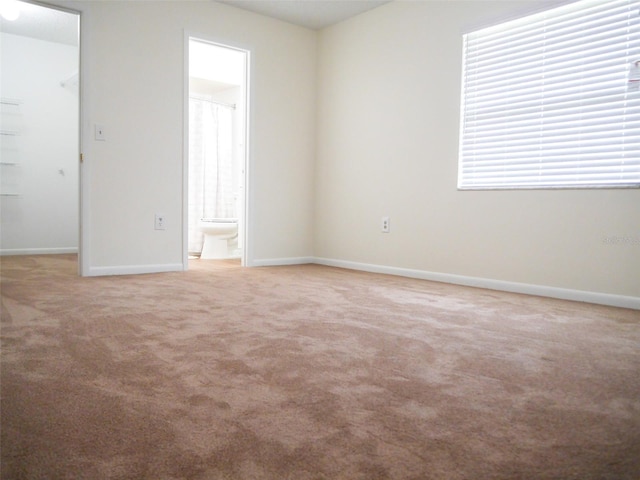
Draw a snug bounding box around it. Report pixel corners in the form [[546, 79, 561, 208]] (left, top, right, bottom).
[[183, 32, 252, 268], [11, 1, 85, 273]]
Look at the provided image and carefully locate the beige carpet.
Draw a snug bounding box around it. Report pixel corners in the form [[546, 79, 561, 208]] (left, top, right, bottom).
[[1, 254, 639, 479]]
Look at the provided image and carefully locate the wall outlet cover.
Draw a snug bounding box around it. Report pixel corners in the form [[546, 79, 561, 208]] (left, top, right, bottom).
[[155, 214, 166, 230]]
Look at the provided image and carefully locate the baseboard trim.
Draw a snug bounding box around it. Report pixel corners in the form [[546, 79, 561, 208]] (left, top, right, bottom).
[[1, 247, 78, 256], [64, 253, 639, 309], [250, 256, 314, 267], [86, 263, 185, 277], [313, 257, 640, 310]]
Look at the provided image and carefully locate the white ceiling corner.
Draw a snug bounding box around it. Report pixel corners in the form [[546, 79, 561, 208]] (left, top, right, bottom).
[[215, 0, 392, 30]]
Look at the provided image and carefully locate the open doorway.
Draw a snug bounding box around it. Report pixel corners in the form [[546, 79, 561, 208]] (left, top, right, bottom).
[[187, 38, 249, 265], [0, 1, 80, 262]]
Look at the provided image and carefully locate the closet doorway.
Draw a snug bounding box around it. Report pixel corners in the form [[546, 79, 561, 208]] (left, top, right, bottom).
[[0, 1, 80, 262], [187, 38, 249, 265]]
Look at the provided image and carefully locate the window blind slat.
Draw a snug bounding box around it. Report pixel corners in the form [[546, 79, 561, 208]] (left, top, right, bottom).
[[464, 115, 640, 137], [467, 97, 639, 124], [462, 156, 640, 169]]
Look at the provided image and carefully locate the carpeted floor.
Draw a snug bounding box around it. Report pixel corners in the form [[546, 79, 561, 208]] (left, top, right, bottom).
[[1, 254, 639, 479]]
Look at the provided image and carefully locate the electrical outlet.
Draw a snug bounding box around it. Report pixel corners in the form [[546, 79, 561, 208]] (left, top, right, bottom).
[[155, 214, 166, 230], [381, 216, 390, 233]]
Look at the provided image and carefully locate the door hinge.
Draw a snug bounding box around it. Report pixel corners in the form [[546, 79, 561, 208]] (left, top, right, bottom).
[[80, 153, 84, 163]]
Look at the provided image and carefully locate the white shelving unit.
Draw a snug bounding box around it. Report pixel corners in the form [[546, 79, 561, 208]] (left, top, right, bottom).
[[1, 98, 23, 197]]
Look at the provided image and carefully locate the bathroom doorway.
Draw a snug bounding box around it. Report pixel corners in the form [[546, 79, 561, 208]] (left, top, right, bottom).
[[187, 38, 249, 265]]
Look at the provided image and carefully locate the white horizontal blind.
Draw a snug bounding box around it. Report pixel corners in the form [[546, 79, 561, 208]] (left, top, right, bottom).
[[458, 0, 640, 189]]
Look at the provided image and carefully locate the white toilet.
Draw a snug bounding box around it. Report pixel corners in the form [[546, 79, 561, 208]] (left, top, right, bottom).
[[198, 218, 238, 259]]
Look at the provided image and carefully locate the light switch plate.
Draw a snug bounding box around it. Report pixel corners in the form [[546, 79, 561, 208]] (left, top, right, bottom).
[[95, 124, 105, 141]]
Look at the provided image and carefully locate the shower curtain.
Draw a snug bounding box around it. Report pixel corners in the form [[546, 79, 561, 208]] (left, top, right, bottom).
[[188, 97, 235, 254]]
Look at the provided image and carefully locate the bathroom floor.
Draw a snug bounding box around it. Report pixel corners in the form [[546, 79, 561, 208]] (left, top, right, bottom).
[[189, 246, 241, 262], [189, 256, 241, 268]]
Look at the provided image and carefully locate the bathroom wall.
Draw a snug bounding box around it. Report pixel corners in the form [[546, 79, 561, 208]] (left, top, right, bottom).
[[0, 32, 79, 255]]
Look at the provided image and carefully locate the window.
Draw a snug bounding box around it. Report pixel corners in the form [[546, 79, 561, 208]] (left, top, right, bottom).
[[458, 0, 640, 189]]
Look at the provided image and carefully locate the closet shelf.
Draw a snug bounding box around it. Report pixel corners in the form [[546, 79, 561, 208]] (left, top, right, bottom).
[[0, 98, 22, 106]]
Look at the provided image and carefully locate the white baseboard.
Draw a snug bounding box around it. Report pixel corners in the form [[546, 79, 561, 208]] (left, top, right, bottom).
[[313, 257, 640, 310], [85, 263, 185, 277], [0, 247, 78, 256], [250, 256, 314, 267], [45, 251, 638, 309]]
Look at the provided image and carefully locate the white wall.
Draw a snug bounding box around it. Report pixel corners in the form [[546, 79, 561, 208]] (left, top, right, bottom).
[[44, 0, 637, 303], [316, 1, 640, 299], [0, 33, 78, 255], [62, 0, 316, 273]]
